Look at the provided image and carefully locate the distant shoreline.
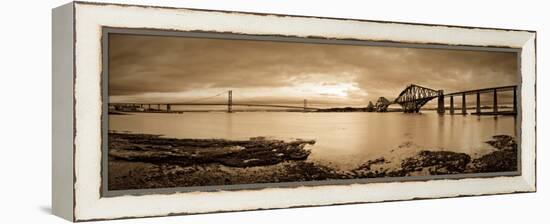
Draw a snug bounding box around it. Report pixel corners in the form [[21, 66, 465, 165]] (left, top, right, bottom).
[[109, 105, 516, 114]]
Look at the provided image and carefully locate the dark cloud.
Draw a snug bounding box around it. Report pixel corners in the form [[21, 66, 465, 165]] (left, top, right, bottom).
[[108, 34, 518, 105]]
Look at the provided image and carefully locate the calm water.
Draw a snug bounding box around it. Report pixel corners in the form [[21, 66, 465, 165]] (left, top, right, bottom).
[[109, 112, 517, 168]]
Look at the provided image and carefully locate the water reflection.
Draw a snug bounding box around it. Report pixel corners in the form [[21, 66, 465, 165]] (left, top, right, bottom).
[[109, 111, 517, 169]]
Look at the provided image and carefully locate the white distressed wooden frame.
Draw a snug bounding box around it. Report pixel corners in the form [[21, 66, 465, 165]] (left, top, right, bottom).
[[52, 1, 536, 222]]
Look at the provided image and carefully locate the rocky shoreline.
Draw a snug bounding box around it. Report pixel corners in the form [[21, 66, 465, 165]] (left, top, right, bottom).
[[109, 133, 314, 167], [108, 133, 517, 190]]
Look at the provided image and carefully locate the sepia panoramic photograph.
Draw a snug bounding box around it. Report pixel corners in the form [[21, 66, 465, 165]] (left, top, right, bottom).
[[106, 32, 520, 191]]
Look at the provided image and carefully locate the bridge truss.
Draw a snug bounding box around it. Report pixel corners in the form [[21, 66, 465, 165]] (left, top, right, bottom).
[[393, 84, 442, 113], [374, 97, 391, 112]]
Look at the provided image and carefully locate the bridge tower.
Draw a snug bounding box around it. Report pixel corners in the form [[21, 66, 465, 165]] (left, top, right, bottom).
[[228, 90, 233, 113]]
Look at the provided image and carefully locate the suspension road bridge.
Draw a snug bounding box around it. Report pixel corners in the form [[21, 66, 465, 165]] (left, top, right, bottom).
[[110, 84, 518, 116], [110, 90, 320, 113]]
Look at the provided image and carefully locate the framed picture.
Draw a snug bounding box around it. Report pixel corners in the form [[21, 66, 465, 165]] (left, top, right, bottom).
[[52, 1, 536, 221]]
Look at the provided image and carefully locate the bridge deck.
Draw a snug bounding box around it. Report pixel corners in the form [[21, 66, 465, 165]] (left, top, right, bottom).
[[110, 84, 518, 115], [444, 85, 516, 96], [110, 103, 320, 110]]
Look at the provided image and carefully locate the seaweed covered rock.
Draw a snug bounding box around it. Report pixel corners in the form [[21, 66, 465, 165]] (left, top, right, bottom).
[[277, 162, 344, 182], [108, 133, 519, 190], [400, 150, 471, 175], [108, 133, 315, 168], [353, 151, 471, 177], [467, 135, 517, 173], [351, 158, 389, 178]]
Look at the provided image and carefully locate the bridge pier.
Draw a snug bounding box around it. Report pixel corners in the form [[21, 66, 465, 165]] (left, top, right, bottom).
[[476, 92, 481, 115], [493, 89, 498, 113], [303, 99, 307, 112], [461, 92, 466, 115], [228, 90, 233, 113], [437, 90, 445, 114], [450, 96, 454, 115], [444, 85, 516, 116], [513, 86, 517, 114], [167, 104, 171, 112]]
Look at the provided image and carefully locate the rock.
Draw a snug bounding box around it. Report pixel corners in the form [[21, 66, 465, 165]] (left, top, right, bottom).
[[467, 135, 517, 173], [108, 133, 518, 190], [355, 157, 386, 171], [400, 150, 471, 175], [109, 133, 315, 168]]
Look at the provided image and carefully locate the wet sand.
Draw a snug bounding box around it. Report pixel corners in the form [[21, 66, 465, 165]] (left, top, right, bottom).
[[108, 133, 517, 190]]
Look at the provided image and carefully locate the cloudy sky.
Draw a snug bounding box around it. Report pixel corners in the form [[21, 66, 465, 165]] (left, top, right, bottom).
[[108, 34, 518, 107]]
